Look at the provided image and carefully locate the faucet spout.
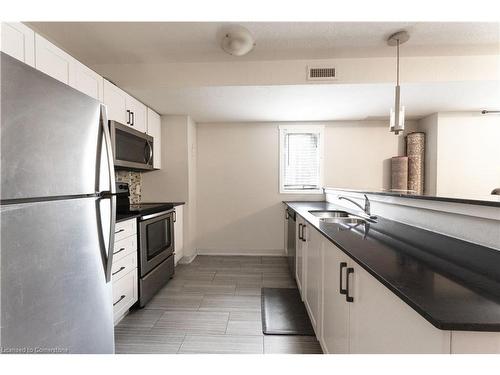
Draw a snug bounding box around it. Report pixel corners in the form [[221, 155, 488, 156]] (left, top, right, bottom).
[[338, 194, 375, 220]]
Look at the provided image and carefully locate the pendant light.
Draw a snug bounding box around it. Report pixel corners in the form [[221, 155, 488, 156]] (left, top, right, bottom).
[[387, 31, 410, 135]]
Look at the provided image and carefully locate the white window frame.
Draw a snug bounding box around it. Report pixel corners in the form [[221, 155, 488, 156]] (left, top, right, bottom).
[[279, 124, 325, 194]]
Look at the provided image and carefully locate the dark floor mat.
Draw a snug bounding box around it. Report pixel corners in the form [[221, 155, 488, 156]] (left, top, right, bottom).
[[261, 287, 315, 335]]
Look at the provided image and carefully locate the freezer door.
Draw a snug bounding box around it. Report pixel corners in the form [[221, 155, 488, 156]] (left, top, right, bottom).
[[0, 197, 114, 353], [0, 52, 110, 201]]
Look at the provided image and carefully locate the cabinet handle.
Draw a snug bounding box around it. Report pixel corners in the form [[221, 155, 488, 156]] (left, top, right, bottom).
[[112, 266, 126, 276], [339, 262, 347, 295], [346, 267, 354, 303], [115, 229, 125, 234], [173, 211, 177, 223], [131, 111, 135, 126], [285, 211, 289, 220], [302, 225, 306, 242], [113, 247, 126, 255], [113, 295, 126, 306], [298, 223, 303, 240], [126, 110, 131, 124]]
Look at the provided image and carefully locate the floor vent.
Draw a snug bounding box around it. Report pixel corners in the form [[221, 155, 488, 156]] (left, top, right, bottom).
[[307, 66, 336, 81]]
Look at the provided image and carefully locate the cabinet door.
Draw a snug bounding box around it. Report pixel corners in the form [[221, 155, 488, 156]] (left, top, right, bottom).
[[74, 61, 103, 101], [147, 108, 162, 169], [348, 264, 451, 354], [103, 79, 128, 124], [295, 217, 305, 297], [35, 34, 76, 86], [304, 226, 322, 334], [126, 95, 147, 133], [321, 241, 350, 353], [174, 205, 184, 265], [1, 22, 35, 66]]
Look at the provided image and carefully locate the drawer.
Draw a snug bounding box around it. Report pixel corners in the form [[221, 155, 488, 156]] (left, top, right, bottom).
[[112, 268, 138, 324], [112, 252, 137, 282], [113, 234, 137, 262], [114, 218, 136, 242]]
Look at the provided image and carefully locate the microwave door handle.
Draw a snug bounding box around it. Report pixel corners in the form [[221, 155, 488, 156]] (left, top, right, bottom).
[[144, 140, 153, 165]]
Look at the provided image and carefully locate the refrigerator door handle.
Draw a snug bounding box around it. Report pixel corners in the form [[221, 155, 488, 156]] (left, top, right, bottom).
[[100, 104, 116, 195], [99, 104, 116, 282]]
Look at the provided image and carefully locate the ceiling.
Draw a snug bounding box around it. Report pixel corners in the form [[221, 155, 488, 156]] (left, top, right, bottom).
[[28, 22, 500, 65], [130, 81, 500, 123], [27, 22, 500, 123]]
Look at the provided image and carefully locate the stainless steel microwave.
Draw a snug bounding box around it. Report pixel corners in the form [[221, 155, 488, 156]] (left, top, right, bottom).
[[109, 120, 154, 171]]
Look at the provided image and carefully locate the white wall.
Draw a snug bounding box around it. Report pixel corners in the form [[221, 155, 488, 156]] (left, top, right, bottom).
[[142, 115, 198, 260], [436, 112, 500, 197], [196, 120, 413, 255], [415, 112, 500, 197]]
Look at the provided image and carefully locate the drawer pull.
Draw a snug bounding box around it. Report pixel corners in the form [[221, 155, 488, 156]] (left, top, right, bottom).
[[113, 247, 126, 255], [339, 262, 347, 295], [112, 266, 126, 276], [113, 295, 126, 306], [115, 229, 125, 234], [346, 267, 354, 303]]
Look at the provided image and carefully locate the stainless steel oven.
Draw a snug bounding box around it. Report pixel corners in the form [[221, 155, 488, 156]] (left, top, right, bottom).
[[138, 209, 175, 306], [109, 120, 154, 171]]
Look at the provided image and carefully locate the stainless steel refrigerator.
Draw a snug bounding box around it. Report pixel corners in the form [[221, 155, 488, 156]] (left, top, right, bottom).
[[0, 52, 116, 354]]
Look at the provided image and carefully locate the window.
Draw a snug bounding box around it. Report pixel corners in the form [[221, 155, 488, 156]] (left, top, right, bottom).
[[279, 125, 324, 194]]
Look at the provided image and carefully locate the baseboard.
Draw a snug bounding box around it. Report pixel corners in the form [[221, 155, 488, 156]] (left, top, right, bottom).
[[196, 248, 286, 257], [178, 254, 197, 264]]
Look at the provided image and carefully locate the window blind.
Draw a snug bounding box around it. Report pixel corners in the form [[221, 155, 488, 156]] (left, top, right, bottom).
[[283, 132, 320, 190]]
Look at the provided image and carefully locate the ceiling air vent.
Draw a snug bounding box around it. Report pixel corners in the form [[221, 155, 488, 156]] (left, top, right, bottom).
[[307, 66, 336, 81]]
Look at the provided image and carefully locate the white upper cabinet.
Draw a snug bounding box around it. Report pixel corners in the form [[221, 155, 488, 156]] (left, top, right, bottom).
[[35, 34, 76, 86], [147, 108, 162, 169], [74, 61, 103, 101], [34, 33, 103, 101], [126, 96, 147, 133], [1, 22, 35, 66], [103, 79, 147, 133], [103, 79, 128, 124]]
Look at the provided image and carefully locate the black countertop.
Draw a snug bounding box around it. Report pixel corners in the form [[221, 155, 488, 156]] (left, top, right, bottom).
[[324, 187, 500, 207], [285, 201, 500, 331], [116, 202, 185, 223]]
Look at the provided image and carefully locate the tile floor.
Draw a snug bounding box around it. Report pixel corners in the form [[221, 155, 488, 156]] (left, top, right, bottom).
[[115, 255, 323, 354]]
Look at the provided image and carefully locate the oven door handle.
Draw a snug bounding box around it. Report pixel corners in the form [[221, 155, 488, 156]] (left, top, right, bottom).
[[140, 209, 175, 221]]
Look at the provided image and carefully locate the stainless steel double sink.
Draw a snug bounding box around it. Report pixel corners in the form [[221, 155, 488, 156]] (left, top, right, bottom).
[[308, 210, 366, 225]]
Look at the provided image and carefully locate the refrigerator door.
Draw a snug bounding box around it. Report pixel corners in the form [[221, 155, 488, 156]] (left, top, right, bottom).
[[0, 52, 110, 201], [0, 197, 115, 353]]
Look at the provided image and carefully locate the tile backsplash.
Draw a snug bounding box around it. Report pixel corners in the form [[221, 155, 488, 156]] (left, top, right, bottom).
[[115, 170, 142, 203]]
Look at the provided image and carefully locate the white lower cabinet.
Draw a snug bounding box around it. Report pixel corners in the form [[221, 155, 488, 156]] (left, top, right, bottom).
[[319, 240, 450, 354], [348, 261, 451, 354], [174, 205, 184, 265], [304, 226, 322, 335], [321, 240, 350, 354], [112, 218, 138, 324], [112, 268, 137, 324], [295, 216, 306, 299]]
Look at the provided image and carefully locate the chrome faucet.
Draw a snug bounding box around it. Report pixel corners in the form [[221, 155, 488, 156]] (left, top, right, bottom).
[[338, 194, 376, 220]]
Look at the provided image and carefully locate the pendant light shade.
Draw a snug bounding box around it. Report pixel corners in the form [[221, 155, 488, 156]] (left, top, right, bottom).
[[387, 31, 409, 135]]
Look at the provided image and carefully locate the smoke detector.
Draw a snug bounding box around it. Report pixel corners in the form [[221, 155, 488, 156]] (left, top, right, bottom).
[[221, 26, 255, 56]]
